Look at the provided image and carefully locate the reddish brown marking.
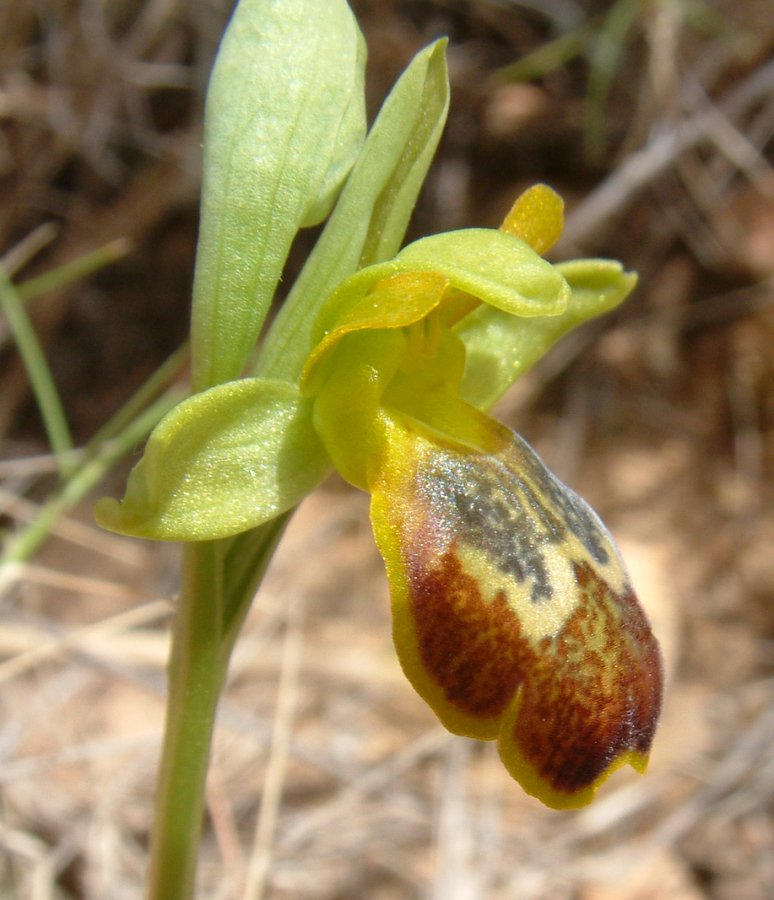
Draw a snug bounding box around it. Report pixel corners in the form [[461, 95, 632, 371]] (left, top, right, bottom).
[[408, 549, 663, 795], [408, 547, 532, 719], [511, 561, 662, 793]]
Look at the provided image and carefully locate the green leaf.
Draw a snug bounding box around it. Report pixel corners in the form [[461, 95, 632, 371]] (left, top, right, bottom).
[[94, 379, 329, 541], [456, 259, 637, 410], [191, 0, 366, 391], [256, 38, 450, 383]]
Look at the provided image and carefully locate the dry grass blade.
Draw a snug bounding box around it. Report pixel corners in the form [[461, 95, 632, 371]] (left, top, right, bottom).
[[561, 57, 774, 248], [0, 595, 170, 684], [243, 596, 305, 899]]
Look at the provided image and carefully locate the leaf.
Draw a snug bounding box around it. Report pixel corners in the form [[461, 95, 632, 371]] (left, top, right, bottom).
[[456, 259, 637, 410], [256, 38, 450, 383], [94, 379, 328, 541], [191, 0, 367, 391]]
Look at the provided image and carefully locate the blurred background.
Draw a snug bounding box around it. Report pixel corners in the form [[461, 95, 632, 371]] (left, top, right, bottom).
[[1, 1, 773, 897]]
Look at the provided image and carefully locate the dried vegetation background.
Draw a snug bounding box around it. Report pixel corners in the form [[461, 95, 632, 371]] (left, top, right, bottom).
[[1, 1, 774, 897]]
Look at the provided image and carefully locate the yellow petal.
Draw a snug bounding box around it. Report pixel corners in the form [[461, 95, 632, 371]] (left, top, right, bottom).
[[302, 270, 449, 396], [500, 184, 564, 255], [370, 414, 662, 809]]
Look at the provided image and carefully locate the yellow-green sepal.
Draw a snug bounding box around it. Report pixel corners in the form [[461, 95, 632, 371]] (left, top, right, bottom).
[[395, 229, 570, 317], [94, 379, 329, 541], [457, 258, 638, 410]]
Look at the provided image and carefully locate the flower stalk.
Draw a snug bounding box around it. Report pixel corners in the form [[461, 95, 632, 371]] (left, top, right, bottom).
[[146, 542, 227, 899], [148, 514, 289, 898]]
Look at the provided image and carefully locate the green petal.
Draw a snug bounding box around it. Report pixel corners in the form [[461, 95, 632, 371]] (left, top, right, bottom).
[[457, 259, 637, 409], [191, 0, 366, 390], [311, 330, 405, 490], [302, 271, 449, 394], [94, 379, 328, 541]]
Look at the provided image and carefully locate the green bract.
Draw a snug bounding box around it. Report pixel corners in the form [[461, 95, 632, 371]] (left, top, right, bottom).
[[191, 0, 366, 391], [256, 38, 450, 384]]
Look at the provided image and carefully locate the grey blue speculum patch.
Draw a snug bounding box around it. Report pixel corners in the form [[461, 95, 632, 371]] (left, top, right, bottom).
[[418, 433, 612, 605]]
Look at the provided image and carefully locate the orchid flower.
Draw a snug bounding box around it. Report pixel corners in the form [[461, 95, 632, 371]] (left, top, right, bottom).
[[96, 183, 662, 809], [302, 185, 663, 808]]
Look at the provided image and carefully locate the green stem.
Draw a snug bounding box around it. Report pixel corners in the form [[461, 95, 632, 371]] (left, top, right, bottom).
[[146, 541, 226, 900], [146, 513, 291, 899]]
